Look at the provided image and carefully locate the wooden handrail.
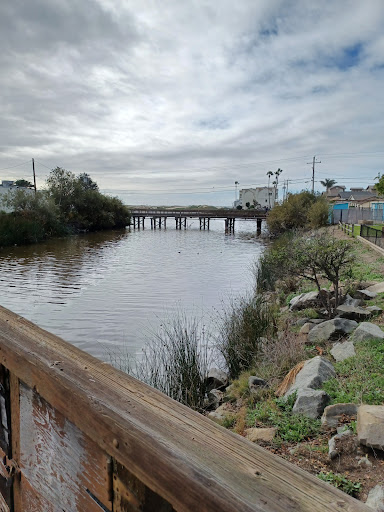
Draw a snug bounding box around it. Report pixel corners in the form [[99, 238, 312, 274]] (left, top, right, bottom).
[[0, 307, 369, 511]]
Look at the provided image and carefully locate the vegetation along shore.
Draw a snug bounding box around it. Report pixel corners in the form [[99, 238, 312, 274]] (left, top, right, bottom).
[[0, 167, 130, 247], [111, 190, 384, 507]]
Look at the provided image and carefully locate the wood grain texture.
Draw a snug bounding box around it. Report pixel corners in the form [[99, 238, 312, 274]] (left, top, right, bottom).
[[0, 306, 371, 512]]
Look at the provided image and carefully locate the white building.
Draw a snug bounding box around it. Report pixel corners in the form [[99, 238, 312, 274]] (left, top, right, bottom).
[[238, 187, 277, 209], [0, 180, 33, 212]]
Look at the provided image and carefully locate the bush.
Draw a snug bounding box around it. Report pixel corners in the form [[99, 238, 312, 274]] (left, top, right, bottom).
[[215, 295, 277, 379], [267, 191, 329, 235]]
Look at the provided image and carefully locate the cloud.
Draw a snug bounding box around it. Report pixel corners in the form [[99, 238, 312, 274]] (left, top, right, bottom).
[[1, 0, 383, 205]]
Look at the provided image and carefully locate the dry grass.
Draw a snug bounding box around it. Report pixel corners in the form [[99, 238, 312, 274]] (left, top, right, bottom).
[[275, 361, 306, 397]]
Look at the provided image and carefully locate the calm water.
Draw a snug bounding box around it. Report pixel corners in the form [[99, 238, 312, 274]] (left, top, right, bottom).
[[0, 219, 264, 360]]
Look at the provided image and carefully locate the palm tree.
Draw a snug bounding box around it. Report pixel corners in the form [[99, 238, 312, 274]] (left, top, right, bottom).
[[320, 178, 337, 190]]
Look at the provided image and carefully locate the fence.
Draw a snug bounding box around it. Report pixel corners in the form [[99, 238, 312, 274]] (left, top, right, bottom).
[[360, 224, 384, 249], [332, 207, 384, 224], [0, 306, 370, 511]]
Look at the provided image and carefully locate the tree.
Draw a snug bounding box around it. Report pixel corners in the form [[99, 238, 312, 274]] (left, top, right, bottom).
[[267, 191, 321, 235], [320, 179, 337, 190], [15, 179, 33, 188], [78, 173, 98, 191], [265, 232, 355, 316], [375, 174, 384, 196], [245, 201, 250, 209]]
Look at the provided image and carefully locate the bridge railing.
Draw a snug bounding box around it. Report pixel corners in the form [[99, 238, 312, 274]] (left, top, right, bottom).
[[0, 306, 368, 511], [129, 208, 267, 218]]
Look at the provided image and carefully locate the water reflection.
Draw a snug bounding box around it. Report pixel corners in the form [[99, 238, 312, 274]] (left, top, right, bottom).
[[0, 220, 264, 360]]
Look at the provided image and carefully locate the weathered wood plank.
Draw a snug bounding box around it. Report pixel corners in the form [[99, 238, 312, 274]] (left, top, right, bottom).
[[19, 383, 112, 512], [0, 306, 371, 511]]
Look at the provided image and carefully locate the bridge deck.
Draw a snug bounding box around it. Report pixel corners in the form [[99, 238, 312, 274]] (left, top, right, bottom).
[[129, 208, 267, 219]]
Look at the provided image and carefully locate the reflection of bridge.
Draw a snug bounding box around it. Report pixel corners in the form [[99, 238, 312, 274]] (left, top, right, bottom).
[[128, 208, 268, 232]]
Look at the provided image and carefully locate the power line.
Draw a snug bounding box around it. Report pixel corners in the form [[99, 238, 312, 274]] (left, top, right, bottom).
[[0, 160, 31, 171]]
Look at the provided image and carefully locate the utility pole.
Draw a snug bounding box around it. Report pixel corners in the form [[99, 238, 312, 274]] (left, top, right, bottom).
[[234, 181, 239, 203], [282, 180, 287, 202], [307, 156, 321, 194], [32, 158, 37, 195]]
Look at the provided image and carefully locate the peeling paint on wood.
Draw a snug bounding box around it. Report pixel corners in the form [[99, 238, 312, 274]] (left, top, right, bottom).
[[19, 383, 112, 512]]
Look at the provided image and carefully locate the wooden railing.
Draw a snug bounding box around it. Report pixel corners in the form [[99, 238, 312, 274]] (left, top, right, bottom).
[[339, 222, 356, 236], [129, 208, 267, 219], [0, 306, 369, 511]]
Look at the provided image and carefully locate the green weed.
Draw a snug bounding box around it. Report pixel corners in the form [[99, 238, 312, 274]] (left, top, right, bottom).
[[323, 339, 384, 404], [318, 471, 361, 497]]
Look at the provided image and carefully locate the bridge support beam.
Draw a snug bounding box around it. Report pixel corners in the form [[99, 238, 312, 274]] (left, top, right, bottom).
[[151, 217, 167, 229], [225, 218, 235, 233], [257, 218, 262, 232], [132, 216, 145, 229], [199, 218, 210, 230], [175, 217, 187, 229]]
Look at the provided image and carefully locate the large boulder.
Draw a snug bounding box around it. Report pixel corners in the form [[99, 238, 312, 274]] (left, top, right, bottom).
[[289, 291, 319, 311], [366, 282, 384, 294], [351, 322, 384, 342], [357, 405, 384, 450], [336, 305, 374, 321], [342, 294, 364, 307], [354, 289, 377, 300], [307, 319, 358, 343], [366, 485, 384, 511], [285, 356, 335, 397], [292, 388, 330, 419], [330, 341, 356, 362], [321, 403, 358, 428]]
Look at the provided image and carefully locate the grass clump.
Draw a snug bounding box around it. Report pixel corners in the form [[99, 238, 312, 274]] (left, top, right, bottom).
[[245, 394, 321, 443], [318, 471, 361, 497], [215, 294, 277, 380], [323, 339, 384, 404]]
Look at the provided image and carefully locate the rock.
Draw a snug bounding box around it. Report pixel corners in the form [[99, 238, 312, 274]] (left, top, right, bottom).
[[351, 322, 384, 342], [289, 291, 319, 311], [248, 376, 268, 393], [207, 389, 224, 408], [299, 322, 314, 334], [366, 306, 383, 315], [292, 388, 330, 419], [321, 403, 358, 428], [342, 294, 364, 307], [328, 429, 353, 459], [207, 403, 232, 423], [357, 456, 372, 467], [206, 368, 228, 391], [308, 319, 358, 343], [366, 484, 384, 511], [358, 405, 384, 450], [366, 282, 384, 294], [285, 356, 336, 397], [244, 427, 276, 443], [354, 289, 377, 300], [336, 304, 373, 321], [309, 319, 326, 324], [296, 317, 310, 326], [330, 341, 356, 362], [280, 305, 289, 313]]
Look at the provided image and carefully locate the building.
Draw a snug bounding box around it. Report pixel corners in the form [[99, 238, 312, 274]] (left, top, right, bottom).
[[237, 187, 277, 209], [0, 180, 33, 212]]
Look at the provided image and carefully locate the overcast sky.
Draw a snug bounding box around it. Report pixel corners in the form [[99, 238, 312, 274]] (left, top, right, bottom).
[[1, 0, 383, 205]]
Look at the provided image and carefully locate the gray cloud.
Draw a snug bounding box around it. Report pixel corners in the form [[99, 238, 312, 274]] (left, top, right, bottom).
[[1, 0, 383, 205]]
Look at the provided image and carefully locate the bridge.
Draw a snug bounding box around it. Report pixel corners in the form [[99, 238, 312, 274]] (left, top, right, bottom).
[[0, 306, 369, 511], [128, 208, 268, 232]]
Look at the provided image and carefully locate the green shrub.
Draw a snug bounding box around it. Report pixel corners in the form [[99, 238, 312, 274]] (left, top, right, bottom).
[[323, 339, 384, 404], [318, 471, 361, 497]]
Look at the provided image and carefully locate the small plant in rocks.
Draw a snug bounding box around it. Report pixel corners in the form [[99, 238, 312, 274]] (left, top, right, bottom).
[[318, 471, 361, 497]]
